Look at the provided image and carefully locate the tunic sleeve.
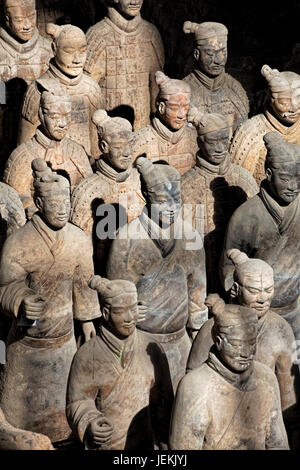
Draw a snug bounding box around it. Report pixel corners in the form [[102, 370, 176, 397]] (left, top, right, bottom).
[[106, 237, 141, 285], [148, 25, 165, 113], [0, 233, 35, 318], [66, 340, 104, 442], [265, 374, 290, 449], [72, 232, 101, 321], [169, 372, 209, 450], [275, 323, 297, 411]]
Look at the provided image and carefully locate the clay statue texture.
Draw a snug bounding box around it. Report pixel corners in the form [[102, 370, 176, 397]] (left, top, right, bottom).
[[169, 294, 289, 450], [183, 21, 249, 139], [0, 159, 100, 443], [133, 71, 198, 175], [66, 276, 173, 450], [181, 108, 258, 294], [188, 249, 297, 413], [0, 407, 54, 450], [0, 0, 52, 84], [106, 157, 208, 392], [18, 23, 102, 159], [221, 132, 300, 352], [231, 65, 300, 185], [84, 0, 165, 130], [70, 109, 145, 275], [4, 90, 92, 213], [0, 182, 26, 250]]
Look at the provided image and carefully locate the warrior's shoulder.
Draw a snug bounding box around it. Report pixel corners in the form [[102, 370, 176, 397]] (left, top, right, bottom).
[[86, 20, 112, 44], [230, 114, 267, 162]]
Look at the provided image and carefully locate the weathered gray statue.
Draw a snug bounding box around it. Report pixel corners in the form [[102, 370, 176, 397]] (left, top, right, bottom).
[[66, 276, 172, 450], [0, 159, 100, 443], [169, 294, 289, 450], [107, 157, 207, 392]]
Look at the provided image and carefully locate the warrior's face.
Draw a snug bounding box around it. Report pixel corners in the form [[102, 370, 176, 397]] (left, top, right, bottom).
[[216, 328, 257, 373], [36, 191, 71, 229], [194, 37, 227, 77], [101, 132, 133, 171], [266, 162, 300, 204], [5, 3, 36, 42], [199, 128, 230, 165], [114, 0, 143, 18], [41, 101, 72, 141], [270, 87, 300, 126], [235, 272, 274, 319], [105, 294, 139, 339], [54, 30, 87, 78], [148, 181, 181, 228], [158, 93, 190, 131]]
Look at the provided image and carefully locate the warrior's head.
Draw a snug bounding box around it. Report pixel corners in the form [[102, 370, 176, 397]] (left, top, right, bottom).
[[93, 110, 133, 172], [32, 159, 70, 229], [226, 249, 274, 319], [206, 293, 257, 373], [261, 65, 300, 126], [155, 71, 191, 131], [188, 107, 230, 165], [136, 157, 181, 229], [111, 0, 143, 19], [90, 276, 138, 339], [46, 23, 87, 78], [38, 91, 72, 142], [263, 131, 300, 205], [4, 0, 36, 42], [183, 21, 228, 78]]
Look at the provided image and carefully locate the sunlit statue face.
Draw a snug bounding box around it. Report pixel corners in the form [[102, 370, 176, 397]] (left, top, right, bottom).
[[100, 131, 133, 171], [148, 181, 182, 229], [5, 2, 36, 42], [199, 128, 230, 165], [103, 293, 139, 339], [266, 162, 300, 205], [216, 326, 257, 373], [35, 191, 71, 229], [194, 36, 227, 77], [158, 93, 190, 131], [54, 30, 87, 78], [233, 271, 274, 319], [40, 100, 72, 141], [270, 87, 300, 126], [113, 0, 143, 18]]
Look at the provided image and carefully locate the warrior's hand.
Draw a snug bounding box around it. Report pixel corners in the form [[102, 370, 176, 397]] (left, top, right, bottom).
[[81, 321, 96, 342], [23, 294, 45, 321], [86, 416, 114, 447], [137, 301, 148, 323]]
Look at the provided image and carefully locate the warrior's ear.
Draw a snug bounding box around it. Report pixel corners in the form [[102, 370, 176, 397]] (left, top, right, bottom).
[[102, 306, 110, 322], [158, 101, 166, 116], [34, 196, 44, 213], [265, 167, 273, 182], [100, 140, 109, 154], [215, 335, 223, 352], [230, 281, 239, 299], [194, 48, 200, 61]]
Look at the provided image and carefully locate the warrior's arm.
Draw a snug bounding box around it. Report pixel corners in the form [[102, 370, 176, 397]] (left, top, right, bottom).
[[265, 377, 290, 449], [17, 82, 41, 145], [275, 326, 298, 411], [106, 237, 141, 284], [149, 26, 165, 113]]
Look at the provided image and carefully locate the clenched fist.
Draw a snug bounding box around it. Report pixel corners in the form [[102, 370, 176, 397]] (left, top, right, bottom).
[[22, 294, 45, 321], [86, 416, 114, 448]]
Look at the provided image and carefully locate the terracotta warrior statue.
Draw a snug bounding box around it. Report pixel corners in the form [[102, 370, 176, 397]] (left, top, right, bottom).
[[18, 23, 101, 159], [107, 157, 207, 392], [70, 110, 145, 275], [4, 90, 92, 215], [169, 294, 289, 450], [181, 108, 258, 294], [0, 0, 52, 84], [133, 71, 198, 175], [0, 407, 54, 450], [188, 249, 297, 413], [67, 276, 173, 450], [0, 159, 100, 444], [231, 65, 300, 185], [221, 132, 300, 355], [84, 0, 165, 130], [183, 21, 249, 139]]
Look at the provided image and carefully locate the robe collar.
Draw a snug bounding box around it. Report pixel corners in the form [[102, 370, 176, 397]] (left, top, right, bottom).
[[265, 108, 300, 136], [31, 212, 65, 258], [139, 207, 182, 257], [259, 180, 299, 235], [35, 129, 66, 166], [196, 152, 231, 175], [152, 116, 186, 145], [99, 323, 136, 369], [0, 26, 39, 54], [193, 68, 226, 92], [207, 348, 254, 391], [96, 158, 131, 183], [107, 7, 142, 33], [48, 59, 83, 87]]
